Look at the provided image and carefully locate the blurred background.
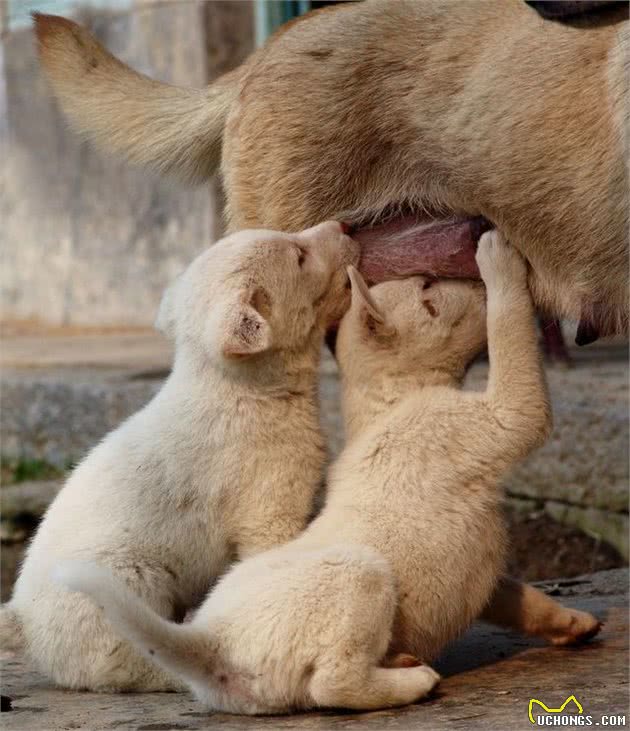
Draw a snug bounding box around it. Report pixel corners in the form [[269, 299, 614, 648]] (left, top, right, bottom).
[[0, 0, 627, 598]]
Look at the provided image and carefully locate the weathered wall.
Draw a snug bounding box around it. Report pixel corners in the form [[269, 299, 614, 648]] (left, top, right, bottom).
[[0, 2, 253, 326]]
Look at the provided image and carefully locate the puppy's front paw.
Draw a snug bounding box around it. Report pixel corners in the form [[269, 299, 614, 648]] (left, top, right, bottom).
[[476, 230, 527, 291]]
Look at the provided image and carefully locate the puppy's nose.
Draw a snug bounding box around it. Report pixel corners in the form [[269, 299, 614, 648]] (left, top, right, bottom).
[[321, 220, 349, 236], [300, 220, 347, 239]]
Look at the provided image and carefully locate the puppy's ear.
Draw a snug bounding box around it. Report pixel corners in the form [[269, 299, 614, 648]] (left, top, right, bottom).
[[347, 266, 393, 339], [154, 276, 181, 339], [220, 287, 272, 359]]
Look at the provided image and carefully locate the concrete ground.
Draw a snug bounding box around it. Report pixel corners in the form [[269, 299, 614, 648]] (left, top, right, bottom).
[[1, 569, 627, 731]]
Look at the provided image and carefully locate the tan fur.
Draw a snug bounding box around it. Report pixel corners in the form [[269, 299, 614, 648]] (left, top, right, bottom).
[[480, 576, 601, 646], [0, 222, 358, 692], [55, 232, 576, 714], [34, 3, 628, 332], [33, 5, 605, 652], [33, 12, 238, 182]]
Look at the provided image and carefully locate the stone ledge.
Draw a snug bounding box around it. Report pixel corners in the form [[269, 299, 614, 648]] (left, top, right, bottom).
[[546, 501, 628, 559], [1, 335, 627, 557], [1, 375, 163, 468], [1, 569, 627, 730], [1, 480, 62, 525]]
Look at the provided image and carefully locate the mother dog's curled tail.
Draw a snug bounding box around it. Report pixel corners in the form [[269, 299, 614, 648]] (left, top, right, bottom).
[[33, 13, 239, 183], [0, 606, 25, 652], [52, 562, 214, 687]]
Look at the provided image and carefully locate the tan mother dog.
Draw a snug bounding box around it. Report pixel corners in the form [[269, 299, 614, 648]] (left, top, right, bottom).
[[33, 2, 609, 651], [34, 1, 628, 340]]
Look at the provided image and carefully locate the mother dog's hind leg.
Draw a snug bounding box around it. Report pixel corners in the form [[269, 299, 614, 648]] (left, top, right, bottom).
[[28, 562, 186, 692], [480, 577, 601, 646]]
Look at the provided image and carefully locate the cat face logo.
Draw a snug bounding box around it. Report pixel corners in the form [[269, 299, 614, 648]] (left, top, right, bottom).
[[528, 695, 583, 724]]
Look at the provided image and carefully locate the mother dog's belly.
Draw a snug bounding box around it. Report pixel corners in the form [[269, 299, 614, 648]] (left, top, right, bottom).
[[224, 1, 628, 339]]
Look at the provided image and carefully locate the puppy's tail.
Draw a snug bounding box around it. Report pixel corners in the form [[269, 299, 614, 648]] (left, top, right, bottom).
[[33, 13, 240, 183], [0, 605, 25, 653], [52, 561, 216, 686]]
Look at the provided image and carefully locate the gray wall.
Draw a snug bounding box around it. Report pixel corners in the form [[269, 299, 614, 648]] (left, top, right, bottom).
[[1, 2, 254, 326]]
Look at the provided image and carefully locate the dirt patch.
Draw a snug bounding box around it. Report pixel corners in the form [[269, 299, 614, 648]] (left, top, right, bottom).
[[505, 506, 625, 582]]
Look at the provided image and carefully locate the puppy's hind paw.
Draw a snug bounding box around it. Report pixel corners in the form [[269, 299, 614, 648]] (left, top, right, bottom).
[[546, 608, 602, 646], [410, 665, 441, 700]]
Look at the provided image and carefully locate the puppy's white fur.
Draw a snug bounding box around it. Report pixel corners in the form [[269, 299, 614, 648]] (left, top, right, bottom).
[[1, 222, 358, 691], [56, 231, 552, 712]]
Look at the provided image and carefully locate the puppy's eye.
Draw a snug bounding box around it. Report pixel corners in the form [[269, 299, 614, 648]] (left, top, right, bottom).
[[422, 299, 438, 318], [297, 247, 307, 267]]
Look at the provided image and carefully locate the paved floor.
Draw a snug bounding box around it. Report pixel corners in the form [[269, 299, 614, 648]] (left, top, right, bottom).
[[1, 570, 627, 731]]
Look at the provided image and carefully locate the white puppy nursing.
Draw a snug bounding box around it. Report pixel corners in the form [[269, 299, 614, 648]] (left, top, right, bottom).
[[0, 221, 358, 691], [55, 231, 552, 713]]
